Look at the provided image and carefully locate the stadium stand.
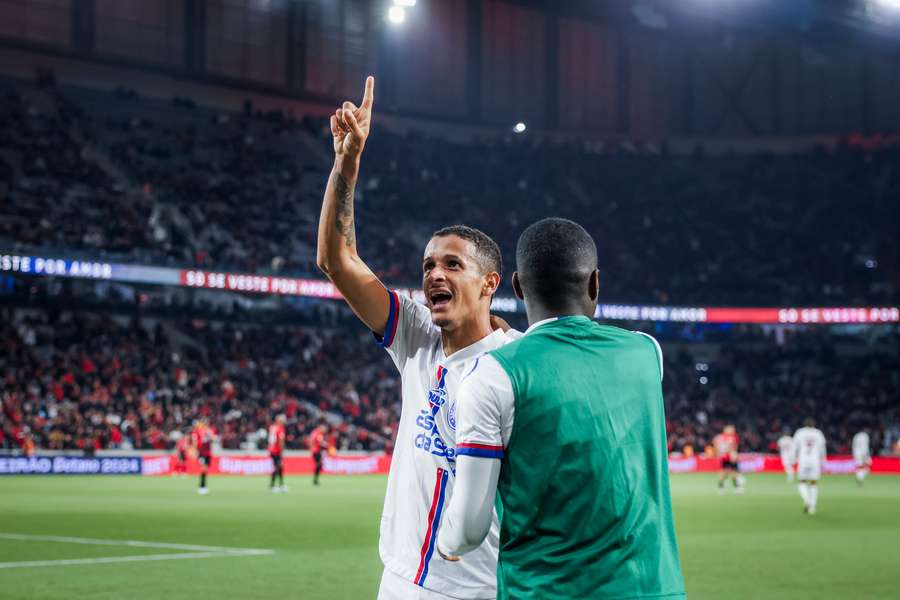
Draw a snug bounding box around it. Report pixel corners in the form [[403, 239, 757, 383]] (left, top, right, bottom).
[[1, 74, 898, 457], [1, 297, 897, 455], [1, 77, 897, 305], [0, 307, 399, 453]]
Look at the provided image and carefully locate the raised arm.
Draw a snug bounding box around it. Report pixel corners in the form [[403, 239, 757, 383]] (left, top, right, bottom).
[[316, 76, 391, 334]]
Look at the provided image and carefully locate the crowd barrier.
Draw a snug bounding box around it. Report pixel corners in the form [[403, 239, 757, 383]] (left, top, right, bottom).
[[3, 453, 900, 476]]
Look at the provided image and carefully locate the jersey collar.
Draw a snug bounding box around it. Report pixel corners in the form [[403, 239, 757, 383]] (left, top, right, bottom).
[[524, 316, 560, 335], [524, 314, 593, 335], [441, 328, 507, 367]]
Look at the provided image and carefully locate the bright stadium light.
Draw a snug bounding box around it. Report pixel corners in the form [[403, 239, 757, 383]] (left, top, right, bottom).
[[387, 5, 406, 24], [393, 0, 417, 6], [513, 122, 526, 134]]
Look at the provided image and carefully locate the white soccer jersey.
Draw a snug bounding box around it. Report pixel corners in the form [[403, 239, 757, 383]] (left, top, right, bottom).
[[375, 290, 517, 599], [852, 432, 870, 462], [792, 427, 827, 480], [777, 435, 794, 462]]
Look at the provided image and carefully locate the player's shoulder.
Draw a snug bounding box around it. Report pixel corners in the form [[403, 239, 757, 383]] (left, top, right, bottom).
[[395, 290, 434, 322], [388, 290, 441, 340]]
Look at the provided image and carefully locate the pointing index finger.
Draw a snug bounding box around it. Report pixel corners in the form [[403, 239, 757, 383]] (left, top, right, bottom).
[[361, 76, 375, 110]]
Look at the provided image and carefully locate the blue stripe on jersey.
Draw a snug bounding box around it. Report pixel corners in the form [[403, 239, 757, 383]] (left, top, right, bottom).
[[457, 446, 506, 459], [374, 289, 399, 348], [417, 469, 449, 586]]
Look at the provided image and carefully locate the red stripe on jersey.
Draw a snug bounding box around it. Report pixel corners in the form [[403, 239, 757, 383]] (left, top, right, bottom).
[[458, 442, 505, 451], [414, 467, 445, 584]]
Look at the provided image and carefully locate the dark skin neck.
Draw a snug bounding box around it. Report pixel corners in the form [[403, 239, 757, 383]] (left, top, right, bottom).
[[522, 300, 594, 326], [514, 269, 600, 327]]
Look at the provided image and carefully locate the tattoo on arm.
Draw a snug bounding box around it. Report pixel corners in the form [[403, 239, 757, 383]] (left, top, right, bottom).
[[332, 170, 356, 247]]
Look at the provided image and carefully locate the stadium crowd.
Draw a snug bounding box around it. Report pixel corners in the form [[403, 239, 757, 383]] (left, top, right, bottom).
[[1, 76, 897, 305], [1, 74, 899, 457], [1, 304, 897, 456], [663, 331, 900, 457], [0, 308, 399, 454]]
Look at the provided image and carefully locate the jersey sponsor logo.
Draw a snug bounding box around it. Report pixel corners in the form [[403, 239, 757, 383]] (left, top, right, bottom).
[[414, 410, 457, 468], [427, 386, 447, 410], [413, 366, 457, 472]]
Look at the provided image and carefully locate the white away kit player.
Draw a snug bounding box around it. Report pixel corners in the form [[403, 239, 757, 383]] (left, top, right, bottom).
[[792, 419, 827, 515], [317, 75, 519, 600], [852, 430, 871, 487], [777, 432, 795, 481]]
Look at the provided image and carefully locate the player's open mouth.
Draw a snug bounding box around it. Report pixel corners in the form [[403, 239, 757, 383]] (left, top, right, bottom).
[[429, 289, 453, 310]]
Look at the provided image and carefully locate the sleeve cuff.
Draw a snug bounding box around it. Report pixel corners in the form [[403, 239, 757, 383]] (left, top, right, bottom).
[[457, 442, 505, 459], [373, 289, 400, 348]]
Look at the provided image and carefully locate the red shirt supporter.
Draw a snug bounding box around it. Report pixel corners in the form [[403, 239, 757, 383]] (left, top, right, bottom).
[[714, 431, 740, 461], [192, 423, 215, 457], [81, 355, 97, 374], [309, 428, 325, 454], [286, 397, 299, 419], [268, 423, 286, 456]]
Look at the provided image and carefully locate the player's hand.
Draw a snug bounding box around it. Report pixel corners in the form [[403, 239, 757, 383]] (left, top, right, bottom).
[[490, 314, 511, 332], [332, 76, 374, 160], [437, 546, 460, 562]]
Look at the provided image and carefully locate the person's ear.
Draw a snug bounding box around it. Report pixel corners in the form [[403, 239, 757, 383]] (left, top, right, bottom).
[[588, 269, 600, 302], [482, 271, 501, 298], [512, 272, 525, 300]]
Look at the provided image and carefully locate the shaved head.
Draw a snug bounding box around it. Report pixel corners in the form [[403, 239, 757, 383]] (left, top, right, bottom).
[[514, 218, 598, 314]]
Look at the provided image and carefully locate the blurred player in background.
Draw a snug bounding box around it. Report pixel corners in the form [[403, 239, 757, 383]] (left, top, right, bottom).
[[852, 430, 871, 487], [714, 424, 744, 493], [309, 423, 327, 486], [191, 418, 216, 495], [792, 419, 827, 514], [777, 430, 795, 481], [317, 75, 519, 600], [268, 414, 287, 493], [174, 432, 189, 477]]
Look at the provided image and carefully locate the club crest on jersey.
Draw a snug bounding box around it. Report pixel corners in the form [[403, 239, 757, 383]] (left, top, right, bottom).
[[446, 399, 457, 431]]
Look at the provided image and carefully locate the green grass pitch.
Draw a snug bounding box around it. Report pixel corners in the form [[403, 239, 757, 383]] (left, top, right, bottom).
[[1, 473, 898, 599]]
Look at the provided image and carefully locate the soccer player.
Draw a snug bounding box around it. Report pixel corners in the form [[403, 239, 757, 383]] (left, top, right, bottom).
[[317, 76, 519, 600], [308, 423, 327, 486], [191, 419, 216, 495], [792, 418, 827, 514], [714, 424, 744, 493], [174, 431, 190, 477], [269, 414, 287, 493], [436, 218, 686, 600], [777, 430, 795, 481], [852, 429, 871, 487]]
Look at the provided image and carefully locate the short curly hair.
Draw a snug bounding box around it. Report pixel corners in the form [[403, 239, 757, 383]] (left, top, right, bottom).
[[431, 225, 502, 277]]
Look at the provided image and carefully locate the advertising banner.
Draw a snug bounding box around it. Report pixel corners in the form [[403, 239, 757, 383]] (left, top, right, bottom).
[[4, 453, 899, 475], [667, 454, 900, 474], [4, 251, 899, 323], [0, 455, 142, 475], [139, 454, 392, 476]]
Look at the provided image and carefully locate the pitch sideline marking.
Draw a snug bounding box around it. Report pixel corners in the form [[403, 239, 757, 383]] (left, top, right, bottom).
[[0, 533, 274, 570]]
